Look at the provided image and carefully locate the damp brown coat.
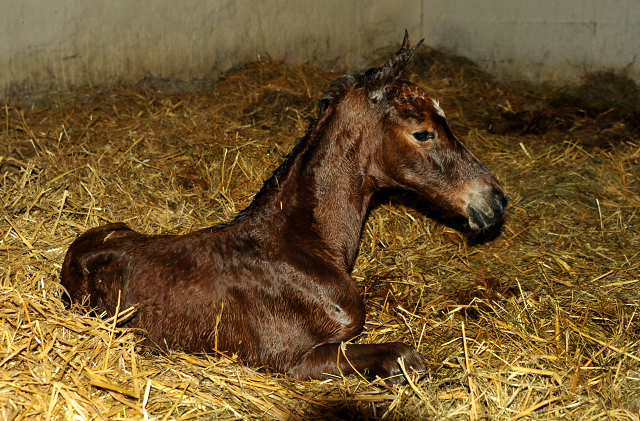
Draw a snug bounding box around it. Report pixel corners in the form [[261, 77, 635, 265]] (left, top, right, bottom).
[[61, 32, 507, 383]]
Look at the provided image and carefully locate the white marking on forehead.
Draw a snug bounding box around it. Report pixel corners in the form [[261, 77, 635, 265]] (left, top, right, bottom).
[[432, 98, 446, 118]]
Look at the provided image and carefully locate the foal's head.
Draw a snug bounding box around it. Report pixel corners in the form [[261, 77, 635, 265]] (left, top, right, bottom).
[[320, 31, 507, 230]]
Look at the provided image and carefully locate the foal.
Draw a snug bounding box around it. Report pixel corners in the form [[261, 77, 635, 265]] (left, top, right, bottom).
[[61, 32, 507, 383]]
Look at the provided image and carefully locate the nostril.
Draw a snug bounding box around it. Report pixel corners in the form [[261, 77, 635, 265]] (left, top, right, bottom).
[[468, 189, 507, 231], [467, 206, 486, 230], [492, 189, 508, 217]]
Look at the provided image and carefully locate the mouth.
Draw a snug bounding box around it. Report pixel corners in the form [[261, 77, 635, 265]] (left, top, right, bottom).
[[467, 189, 508, 230]]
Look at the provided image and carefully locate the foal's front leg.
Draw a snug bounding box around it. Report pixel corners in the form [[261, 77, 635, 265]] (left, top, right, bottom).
[[288, 342, 425, 384]]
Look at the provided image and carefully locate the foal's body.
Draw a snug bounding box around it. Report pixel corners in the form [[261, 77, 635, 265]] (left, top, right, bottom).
[[61, 33, 506, 382]]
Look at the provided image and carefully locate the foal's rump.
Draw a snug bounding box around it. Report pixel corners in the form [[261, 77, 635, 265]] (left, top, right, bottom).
[[60, 223, 142, 311]]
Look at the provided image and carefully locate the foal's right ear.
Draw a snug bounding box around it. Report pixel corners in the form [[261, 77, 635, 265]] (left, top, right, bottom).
[[364, 30, 424, 103]]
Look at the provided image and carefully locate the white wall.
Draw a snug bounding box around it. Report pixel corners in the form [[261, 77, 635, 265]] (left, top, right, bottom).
[[0, 0, 419, 99], [420, 0, 640, 82], [2, 1, 639, 99]]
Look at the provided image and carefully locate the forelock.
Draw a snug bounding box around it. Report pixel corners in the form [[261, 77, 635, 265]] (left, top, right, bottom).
[[384, 83, 448, 121]]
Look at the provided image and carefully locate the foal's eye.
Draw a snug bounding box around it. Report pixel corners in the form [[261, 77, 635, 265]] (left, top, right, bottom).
[[413, 131, 435, 142]]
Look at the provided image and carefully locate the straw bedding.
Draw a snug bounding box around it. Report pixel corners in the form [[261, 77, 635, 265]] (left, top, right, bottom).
[[1, 47, 639, 420]]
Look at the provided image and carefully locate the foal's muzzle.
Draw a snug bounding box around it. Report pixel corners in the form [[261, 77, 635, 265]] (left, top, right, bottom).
[[467, 189, 507, 230]]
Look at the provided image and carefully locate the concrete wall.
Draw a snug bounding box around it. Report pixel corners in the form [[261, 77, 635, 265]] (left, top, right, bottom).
[[2, 1, 639, 99], [0, 0, 419, 99], [420, 0, 640, 83]]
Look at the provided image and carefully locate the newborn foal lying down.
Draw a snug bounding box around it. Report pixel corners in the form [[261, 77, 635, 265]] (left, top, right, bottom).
[[61, 32, 507, 384]]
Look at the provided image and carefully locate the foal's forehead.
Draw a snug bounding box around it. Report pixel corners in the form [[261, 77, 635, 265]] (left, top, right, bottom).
[[389, 82, 446, 121]]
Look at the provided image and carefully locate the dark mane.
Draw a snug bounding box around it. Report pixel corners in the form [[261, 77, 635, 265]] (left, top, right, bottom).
[[226, 132, 310, 225], [235, 70, 366, 224], [239, 69, 365, 223], [318, 72, 363, 116]]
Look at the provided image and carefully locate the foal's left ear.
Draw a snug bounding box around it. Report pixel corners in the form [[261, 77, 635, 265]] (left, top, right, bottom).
[[364, 30, 424, 102]]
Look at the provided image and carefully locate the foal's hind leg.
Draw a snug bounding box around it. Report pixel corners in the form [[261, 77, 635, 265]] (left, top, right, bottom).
[[288, 342, 425, 384]]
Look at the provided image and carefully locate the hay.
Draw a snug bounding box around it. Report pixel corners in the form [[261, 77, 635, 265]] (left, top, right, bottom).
[[1, 49, 639, 420]]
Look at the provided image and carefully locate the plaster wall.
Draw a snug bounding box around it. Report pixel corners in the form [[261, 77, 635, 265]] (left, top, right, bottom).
[[420, 1, 640, 82], [1, 0, 638, 99]]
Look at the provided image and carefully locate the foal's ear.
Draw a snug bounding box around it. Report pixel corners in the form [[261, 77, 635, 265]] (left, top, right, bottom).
[[364, 30, 424, 102]]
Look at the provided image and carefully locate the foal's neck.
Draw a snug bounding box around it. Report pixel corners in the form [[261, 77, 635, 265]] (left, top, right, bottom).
[[244, 112, 376, 271]]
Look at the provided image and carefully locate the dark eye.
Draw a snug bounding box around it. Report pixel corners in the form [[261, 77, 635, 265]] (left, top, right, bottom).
[[413, 131, 435, 142]]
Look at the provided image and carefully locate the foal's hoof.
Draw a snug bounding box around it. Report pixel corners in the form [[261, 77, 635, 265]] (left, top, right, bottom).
[[372, 343, 425, 385]]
